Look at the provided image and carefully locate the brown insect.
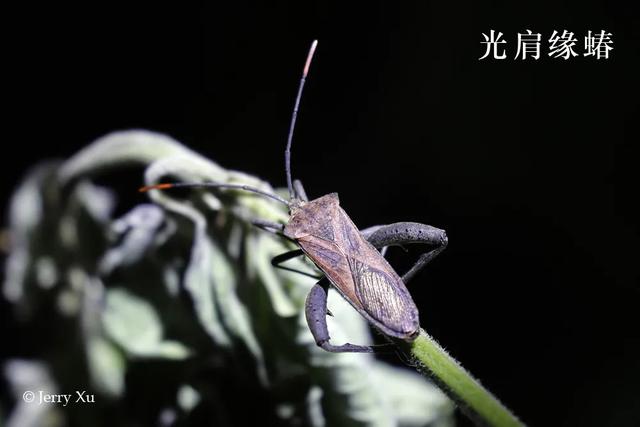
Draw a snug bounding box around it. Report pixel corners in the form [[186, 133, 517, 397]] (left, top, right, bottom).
[[141, 40, 448, 352]]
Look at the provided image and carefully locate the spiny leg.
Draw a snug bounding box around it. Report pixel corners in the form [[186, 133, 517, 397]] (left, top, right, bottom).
[[365, 222, 448, 284], [359, 225, 383, 239], [360, 225, 389, 257], [306, 278, 393, 353]]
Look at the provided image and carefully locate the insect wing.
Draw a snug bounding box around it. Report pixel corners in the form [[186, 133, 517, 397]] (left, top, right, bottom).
[[296, 235, 363, 311], [349, 258, 419, 337], [336, 207, 419, 337]]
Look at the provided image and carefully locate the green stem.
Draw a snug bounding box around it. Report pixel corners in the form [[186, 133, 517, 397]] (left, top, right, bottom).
[[404, 329, 525, 427]]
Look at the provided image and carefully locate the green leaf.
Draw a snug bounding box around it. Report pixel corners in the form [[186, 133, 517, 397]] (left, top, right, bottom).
[[102, 288, 191, 359], [4, 131, 456, 427], [86, 337, 125, 397]]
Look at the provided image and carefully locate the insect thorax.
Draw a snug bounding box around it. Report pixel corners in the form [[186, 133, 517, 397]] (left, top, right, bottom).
[[284, 193, 340, 240]]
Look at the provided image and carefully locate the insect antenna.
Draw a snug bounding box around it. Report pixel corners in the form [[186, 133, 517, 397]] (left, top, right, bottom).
[[140, 41, 319, 208], [285, 40, 318, 200], [139, 182, 290, 207]]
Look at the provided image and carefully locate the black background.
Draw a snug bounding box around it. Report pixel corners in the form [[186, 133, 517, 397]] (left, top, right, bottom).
[[3, 1, 639, 426]]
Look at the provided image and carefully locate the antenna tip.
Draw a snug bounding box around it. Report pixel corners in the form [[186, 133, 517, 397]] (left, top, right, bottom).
[[139, 183, 174, 192], [303, 40, 318, 78]]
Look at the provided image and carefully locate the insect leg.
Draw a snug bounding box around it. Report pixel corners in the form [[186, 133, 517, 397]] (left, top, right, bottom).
[[293, 179, 309, 202], [252, 218, 321, 278], [359, 225, 383, 238], [360, 225, 389, 256], [365, 222, 448, 284], [271, 249, 322, 279], [252, 221, 320, 278], [252, 219, 285, 234], [306, 278, 394, 353]]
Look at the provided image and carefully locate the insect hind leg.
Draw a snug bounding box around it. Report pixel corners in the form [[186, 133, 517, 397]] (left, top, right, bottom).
[[364, 222, 448, 284], [305, 278, 393, 353], [360, 225, 390, 257]]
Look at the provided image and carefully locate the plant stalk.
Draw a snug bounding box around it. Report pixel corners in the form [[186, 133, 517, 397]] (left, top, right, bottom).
[[404, 329, 525, 427]]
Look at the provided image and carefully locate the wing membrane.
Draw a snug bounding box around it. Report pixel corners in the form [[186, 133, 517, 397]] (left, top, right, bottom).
[[351, 260, 418, 336]]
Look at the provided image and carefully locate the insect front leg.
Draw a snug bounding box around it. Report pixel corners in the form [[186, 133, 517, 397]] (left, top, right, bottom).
[[306, 278, 385, 353], [365, 222, 448, 284]]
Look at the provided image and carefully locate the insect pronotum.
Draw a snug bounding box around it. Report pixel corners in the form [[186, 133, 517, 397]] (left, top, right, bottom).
[[141, 40, 448, 353]]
